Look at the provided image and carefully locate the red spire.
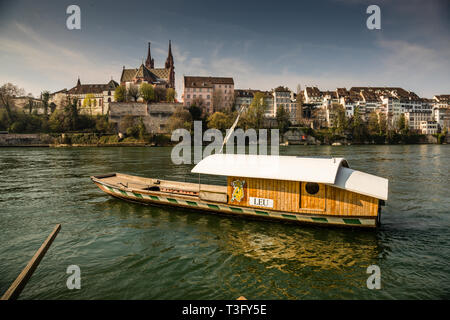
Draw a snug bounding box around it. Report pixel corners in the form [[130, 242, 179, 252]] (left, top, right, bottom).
[[145, 42, 154, 69], [165, 40, 174, 69]]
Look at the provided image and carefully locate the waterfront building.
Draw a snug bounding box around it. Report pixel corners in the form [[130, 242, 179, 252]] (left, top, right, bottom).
[[234, 89, 273, 115], [433, 106, 450, 130], [420, 120, 438, 134], [433, 95, 450, 108], [303, 87, 323, 105], [234, 89, 254, 109], [182, 76, 234, 114], [59, 78, 120, 115], [11, 96, 44, 114], [404, 110, 433, 131], [271, 86, 298, 124], [340, 97, 356, 117]]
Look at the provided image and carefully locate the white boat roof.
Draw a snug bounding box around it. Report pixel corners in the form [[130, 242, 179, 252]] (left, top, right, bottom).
[[191, 154, 388, 200], [334, 166, 388, 200]]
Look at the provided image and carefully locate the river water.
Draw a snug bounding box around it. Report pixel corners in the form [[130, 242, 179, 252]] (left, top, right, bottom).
[[0, 145, 449, 299]]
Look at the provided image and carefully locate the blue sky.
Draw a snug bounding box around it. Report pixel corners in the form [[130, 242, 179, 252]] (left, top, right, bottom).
[[0, 0, 449, 98]]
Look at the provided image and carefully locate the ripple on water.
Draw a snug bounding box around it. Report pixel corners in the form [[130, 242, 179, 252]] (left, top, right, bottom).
[[0, 145, 449, 299]]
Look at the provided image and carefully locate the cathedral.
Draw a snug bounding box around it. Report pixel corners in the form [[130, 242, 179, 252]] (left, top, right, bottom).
[[120, 41, 175, 89]]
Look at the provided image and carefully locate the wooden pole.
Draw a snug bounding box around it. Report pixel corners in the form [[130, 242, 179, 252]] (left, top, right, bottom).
[[1, 224, 61, 300]]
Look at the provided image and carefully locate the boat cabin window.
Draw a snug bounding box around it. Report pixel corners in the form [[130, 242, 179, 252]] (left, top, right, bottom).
[[305, 182, 320, 195], [300, 182, 326, 211]]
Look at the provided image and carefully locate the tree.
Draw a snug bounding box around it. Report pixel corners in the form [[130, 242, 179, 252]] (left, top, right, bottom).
[[296, 84, 303, 125], [379, 112, 387, 135], [167, 107, 192, 132], [188, 105, 203, 121], [332, 104, 347, 134], [27, 97, 35, 114], [119, 115, 135, 133], [276, 105, 290, 134], [125, 117, 146, 139], [166, 88, 176, 102], [212, 89, 224, 112], [140, 83, 155, 103], [49, 102, 57, 114], [127, 84, 139, 102], [397, 113, 407, 134], [351, 106, 368, 142], [154, 87, 167, 102], [95, 115, 114, 134], [66, 98, 79, 131], [0, 83, 26, 121], [244, 92, 266, 130], [367, 111, 380, 135], [82, 93, 95, 115], [191, 97, 206, 109], [114, 85, 126, 102], [207, 111, 234, 132], [41, 91, 50, 116]]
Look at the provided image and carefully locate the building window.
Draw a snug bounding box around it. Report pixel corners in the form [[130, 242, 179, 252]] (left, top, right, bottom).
[[108, 91, 111, 96], [305, 182, 320, 195]]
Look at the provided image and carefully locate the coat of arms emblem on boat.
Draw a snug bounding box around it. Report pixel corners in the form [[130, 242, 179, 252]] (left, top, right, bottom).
[[231, 180, 245, 202]]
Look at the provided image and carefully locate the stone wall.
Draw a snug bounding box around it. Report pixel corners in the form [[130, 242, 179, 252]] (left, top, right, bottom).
[[109, 102, 182, 134], [0, 134, 55, 146]]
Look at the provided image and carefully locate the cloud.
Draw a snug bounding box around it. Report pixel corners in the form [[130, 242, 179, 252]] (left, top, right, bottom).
[[375, 38, 450, 96], [0, 22, 119, 95]]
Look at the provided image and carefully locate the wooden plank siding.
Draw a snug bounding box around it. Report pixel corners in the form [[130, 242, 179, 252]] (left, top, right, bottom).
[[227, 177, 378, 217]]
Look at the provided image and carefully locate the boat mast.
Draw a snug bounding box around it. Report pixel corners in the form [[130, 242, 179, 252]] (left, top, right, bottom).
[[219, 105, 246, 154]]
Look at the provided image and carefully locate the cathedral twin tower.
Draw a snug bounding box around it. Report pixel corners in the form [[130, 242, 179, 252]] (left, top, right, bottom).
[[145, 41, 175, 89]]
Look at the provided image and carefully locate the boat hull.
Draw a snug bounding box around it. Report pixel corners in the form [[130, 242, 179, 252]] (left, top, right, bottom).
[[92, 177, 377, 228]]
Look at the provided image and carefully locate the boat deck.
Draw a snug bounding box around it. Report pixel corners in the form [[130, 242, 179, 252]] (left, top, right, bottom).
[[92, 173, 227, 199]]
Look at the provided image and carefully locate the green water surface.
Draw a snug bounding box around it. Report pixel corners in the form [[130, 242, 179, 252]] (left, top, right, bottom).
[[0, 145, 449, 299]]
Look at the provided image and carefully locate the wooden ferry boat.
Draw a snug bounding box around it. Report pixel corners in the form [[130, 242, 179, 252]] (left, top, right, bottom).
[[91, 154, 388, 228]]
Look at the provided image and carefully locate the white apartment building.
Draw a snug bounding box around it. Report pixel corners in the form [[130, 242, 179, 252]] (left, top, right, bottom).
[[404, 110, 432, 131], [271, 86, 298, 124], [420, 121, 438, 134], [433, 106, 450, 130], [303, 87, 323, 105]]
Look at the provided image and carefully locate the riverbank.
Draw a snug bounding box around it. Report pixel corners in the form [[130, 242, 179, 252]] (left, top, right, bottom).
[[0, 131, 448, 147], [0, 133, 173, 147], [283, 128, 449, 145]]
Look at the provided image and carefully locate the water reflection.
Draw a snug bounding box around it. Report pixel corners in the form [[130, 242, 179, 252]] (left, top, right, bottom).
[[96, 196, 385, 275]]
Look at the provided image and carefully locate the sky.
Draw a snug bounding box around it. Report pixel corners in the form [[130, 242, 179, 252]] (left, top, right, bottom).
[[0, 0, 449, 98]]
